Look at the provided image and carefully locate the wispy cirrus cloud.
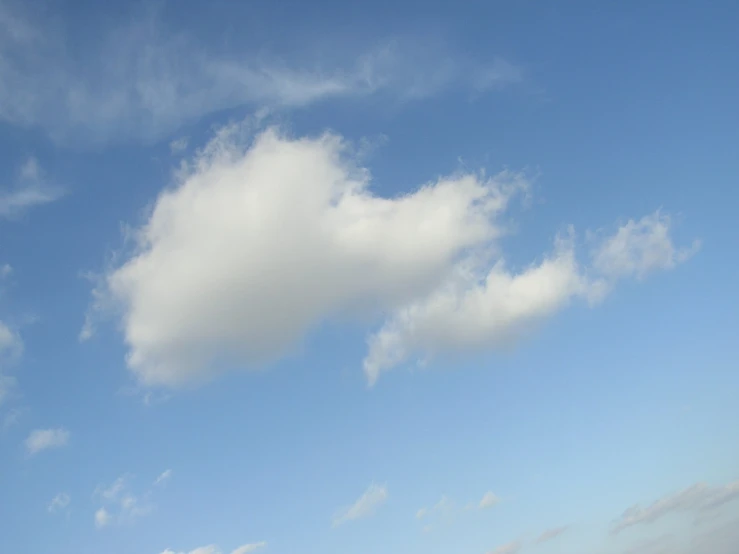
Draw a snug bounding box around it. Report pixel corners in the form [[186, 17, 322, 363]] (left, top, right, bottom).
[[535, 525, 568, 544], [154, 469, 172, 486], [478, 491, 501, 510], [161, 542, 266, 554], [48, 493, 71, 513], [488, 540, 522, 554], [0, 158, 64, 219], [230, 543, 267, 554], [0, 3, 522, 145], [613, 480, 739, 534], [93, 473, 166, 528], [332, 483, 388, 527]]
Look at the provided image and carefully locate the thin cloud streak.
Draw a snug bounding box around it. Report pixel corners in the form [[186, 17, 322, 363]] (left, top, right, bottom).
[[0, 5, 523, 145]]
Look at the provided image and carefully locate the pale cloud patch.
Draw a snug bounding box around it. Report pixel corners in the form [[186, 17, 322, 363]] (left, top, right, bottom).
[[48, 492, 71, 513], [154, 469, 172, 486], [2, 407, 24, 430], [415, 494, 460, 533], [169, 137, 189, 155], [488, 540, 522, 554], [622, 534, 676, 554], [94, 507, 111, 528], [0, 374, 15, 407], [24, 427, 69, 455], [231, 542, 267, 554], [93, 473, 159, 527], [0, 158, 64, 219], [333, 483, 388, 527], [535, 525, 568, 544], [417, 495, 454, 520], [684, 518, 739, 554], [590, 211, 700, 281], [479, 491, 500, 509], [613, 480, 739, 534], [0, 320, 22, 407], [84, 124, 696, 389], [162, 543, 266, 554]]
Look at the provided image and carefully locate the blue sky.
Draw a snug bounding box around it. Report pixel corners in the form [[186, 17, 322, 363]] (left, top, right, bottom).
[[0, 1, 738, 553]]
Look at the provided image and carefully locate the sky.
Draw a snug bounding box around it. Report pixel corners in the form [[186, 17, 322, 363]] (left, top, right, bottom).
[[0, 1, 738, 553]]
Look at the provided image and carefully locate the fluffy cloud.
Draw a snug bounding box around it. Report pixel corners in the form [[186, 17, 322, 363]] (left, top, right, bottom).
[[24, 427, 70, 455], [0, 158, 64, 219], [48, 493, 71, 513], [0, 4, 521, 144], [591, 211, 700, 280], [362, 211, 698, 384], [162, 543, 266, 554], [333, 483, 388, 527], [613, 480, 739, 534], [85, 125, 696, 389]]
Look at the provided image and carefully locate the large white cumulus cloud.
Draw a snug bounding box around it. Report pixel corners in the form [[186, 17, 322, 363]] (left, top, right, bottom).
[[85, 124, 697, 388]]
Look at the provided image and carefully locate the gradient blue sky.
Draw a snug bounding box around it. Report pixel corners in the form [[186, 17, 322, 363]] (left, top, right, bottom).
[[1, 1, 738, 554]]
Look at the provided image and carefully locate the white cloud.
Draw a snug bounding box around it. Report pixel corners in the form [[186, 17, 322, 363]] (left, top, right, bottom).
[[0, 158, 64, 219], [333, 483, 388, 527], [161, 544, 266, 554], [154, 469, 172, 486], [479, 491, 500, 509], [24, 427, 70, 455], [613, 480, 739, 534], [591, 211, 700, 281], [488, 540, 522, 554], [361, 212, 695, 384], [48, 493, 71, 513], [0, 5, 521, 145], [0, 264, 11, 278], [95, 507, 111, 528], [84, 125, 695, 389]]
